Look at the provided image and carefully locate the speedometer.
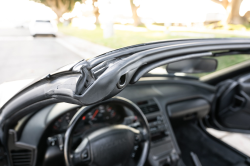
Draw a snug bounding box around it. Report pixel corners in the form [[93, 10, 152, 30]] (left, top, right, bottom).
[[83, 104, 117, 122]]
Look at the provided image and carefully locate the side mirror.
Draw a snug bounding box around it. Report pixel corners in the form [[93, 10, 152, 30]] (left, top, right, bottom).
[[167, 58, 217, 74]]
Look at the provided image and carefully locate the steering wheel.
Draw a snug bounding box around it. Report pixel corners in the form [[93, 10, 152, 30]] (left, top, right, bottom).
[[64, 97, 150, 166]]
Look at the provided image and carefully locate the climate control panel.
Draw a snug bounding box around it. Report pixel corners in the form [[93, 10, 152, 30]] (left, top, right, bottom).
[[136, 99, 180, 166]]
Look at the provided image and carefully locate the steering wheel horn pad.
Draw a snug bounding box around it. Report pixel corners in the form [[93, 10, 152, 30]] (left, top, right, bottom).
[[88, 125, 140, 166]]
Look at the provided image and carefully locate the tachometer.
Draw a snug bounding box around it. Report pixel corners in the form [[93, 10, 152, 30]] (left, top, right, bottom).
[[106, 105, 116, 119], [52, 109, 77, 133]]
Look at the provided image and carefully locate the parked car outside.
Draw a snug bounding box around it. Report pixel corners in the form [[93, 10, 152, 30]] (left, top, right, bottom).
[[29, 20, 58, 37]]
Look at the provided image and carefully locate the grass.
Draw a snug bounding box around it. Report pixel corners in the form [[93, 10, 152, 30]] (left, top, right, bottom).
[[190, 55, 250, 77], [207, 21, 250, 31], [58, 24, 245, 49], [58, 24, 250, 77], [215, 55, 250, 71]]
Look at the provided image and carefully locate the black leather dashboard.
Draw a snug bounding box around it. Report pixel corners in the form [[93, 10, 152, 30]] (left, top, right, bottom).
[[9, 78, 215, 166]]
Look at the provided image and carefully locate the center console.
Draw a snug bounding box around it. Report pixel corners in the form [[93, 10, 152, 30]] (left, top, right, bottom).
[[136, 99, 180, 166]]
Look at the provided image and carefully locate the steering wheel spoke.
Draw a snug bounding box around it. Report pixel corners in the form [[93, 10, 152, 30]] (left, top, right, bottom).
[[73, 138, 91, 165]]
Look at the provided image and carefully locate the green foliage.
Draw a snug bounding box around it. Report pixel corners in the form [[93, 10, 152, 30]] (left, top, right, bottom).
[[188, 55, 250, 78], [58, 24, 247, 49], [215, 55, 250, 70]]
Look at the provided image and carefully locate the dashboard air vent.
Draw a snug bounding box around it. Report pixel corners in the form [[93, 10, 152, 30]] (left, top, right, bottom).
[[137, 99, 160, 114], [11, 150, 32, 166]]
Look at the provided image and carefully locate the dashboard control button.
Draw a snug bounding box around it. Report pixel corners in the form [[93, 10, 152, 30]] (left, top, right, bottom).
[[81, 150, 89, 161], [131, 152, 136, 158], [130, 122, 140, 128], [157, 116, 163, 121], [135, 134, 141, 142], [47, 136, 57, 146], [170, 152, 179, 163], [166, 156, 171, 164], [157, 121, 163, 125], [153, 122, 158, 126], [150, 127, 157, 133], [149, 122, 154, 127], [158, 125, 165, 131], [164, 131, 170, 136]]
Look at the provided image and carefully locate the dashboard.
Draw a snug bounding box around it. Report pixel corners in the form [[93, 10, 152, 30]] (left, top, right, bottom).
[[8, 78, 215, 166]]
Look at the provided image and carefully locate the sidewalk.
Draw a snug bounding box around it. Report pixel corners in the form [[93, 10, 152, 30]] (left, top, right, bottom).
[[56, 33, 113, 59]]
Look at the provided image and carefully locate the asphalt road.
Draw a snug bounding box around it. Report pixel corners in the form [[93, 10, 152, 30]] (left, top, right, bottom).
[[0, 28, 82, 83]]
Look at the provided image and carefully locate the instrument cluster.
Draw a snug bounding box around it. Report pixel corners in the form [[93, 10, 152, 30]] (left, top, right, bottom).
[[51, 103, 124, 135]]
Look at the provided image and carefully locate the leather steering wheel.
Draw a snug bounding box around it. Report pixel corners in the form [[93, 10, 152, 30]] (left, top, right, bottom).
[[64, 97, 150, 166]]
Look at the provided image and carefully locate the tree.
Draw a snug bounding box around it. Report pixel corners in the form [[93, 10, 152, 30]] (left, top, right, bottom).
[[81, 0, 99, 24], [130, 0, 142, 26], [31, 0, 81, 19], [211, 0, 247, 24], [92, 0, 100, 24], [244, 11, 250, 22], [226, 0, 247, 24]]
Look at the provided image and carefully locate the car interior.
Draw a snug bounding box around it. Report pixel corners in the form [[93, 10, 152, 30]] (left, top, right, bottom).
[[1, 54, 250, 166], [1, 39, 250, 166]]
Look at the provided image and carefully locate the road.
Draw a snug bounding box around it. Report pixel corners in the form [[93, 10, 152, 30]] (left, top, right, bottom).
[[0, 28, 82, 83]]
